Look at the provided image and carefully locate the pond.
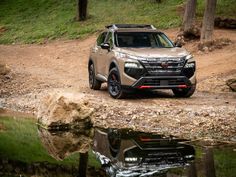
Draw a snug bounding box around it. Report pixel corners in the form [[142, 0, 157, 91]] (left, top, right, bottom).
[[0, 115, 235, 177]]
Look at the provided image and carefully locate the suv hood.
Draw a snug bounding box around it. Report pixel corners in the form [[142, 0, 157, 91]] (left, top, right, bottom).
[[116, 47, 189, 58]]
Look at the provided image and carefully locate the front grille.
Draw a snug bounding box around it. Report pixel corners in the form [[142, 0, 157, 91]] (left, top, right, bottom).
[[140, 57, 185, 76], [142, 151, 184, 165], [124, 147, 186, 166]]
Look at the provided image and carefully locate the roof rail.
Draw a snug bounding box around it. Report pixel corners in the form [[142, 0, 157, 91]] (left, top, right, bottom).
[[105, 24, 156, 30]]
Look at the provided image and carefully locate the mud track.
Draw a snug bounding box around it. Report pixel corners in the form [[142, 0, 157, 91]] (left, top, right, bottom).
[[0, 29, 236, 143]]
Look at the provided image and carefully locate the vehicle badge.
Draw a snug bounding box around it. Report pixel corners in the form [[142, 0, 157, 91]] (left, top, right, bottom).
[[161, 62, 169, 69]]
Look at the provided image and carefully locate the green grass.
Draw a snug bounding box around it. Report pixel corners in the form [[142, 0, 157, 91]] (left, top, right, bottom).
[[0, 0, 184, 44], [214, 147, 236, 177], [0, 116, 100, 167], [0, 0, 234, 44], [196, 0, 236, 19]]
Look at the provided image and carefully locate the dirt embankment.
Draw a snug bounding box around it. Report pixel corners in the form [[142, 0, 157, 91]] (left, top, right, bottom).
[[0, 29, 236, 143]]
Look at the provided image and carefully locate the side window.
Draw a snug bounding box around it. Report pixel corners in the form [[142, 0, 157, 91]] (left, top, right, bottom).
[[97, 32, 107, 46], [105, 32, 113, 48]]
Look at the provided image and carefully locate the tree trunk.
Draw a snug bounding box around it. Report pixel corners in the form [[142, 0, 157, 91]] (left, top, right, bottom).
[[76, 0, 88, 21], [183, 0, 197, 31], [200, 0, 217, 42], [203, 147, 216, 177], [78, 152, 88, 177]]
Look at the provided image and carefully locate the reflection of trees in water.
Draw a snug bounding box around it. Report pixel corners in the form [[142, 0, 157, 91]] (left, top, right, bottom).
[[203, 147, 216, 177]]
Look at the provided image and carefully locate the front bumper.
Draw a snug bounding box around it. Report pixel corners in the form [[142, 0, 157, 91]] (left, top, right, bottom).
[[132, 76, 192, 89]]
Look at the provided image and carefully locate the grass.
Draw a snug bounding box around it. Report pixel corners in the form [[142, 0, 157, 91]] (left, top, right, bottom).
[[0, 116, 100, 167], [214, 147, 236, 177], [0, 0, 234, 44], [196, 0, 236, 18]]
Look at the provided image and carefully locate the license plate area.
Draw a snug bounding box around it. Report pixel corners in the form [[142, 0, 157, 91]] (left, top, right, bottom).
[[160, 80, 168, 86]]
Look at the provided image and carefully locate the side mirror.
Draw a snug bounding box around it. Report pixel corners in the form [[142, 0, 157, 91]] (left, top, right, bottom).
[[101, 43, 110, 50], [174, 42, 182, 48]]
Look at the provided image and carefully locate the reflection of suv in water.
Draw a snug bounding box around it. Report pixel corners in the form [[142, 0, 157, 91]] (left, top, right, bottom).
[[88, 24, 196, 98], [93, 128, 195, 177]]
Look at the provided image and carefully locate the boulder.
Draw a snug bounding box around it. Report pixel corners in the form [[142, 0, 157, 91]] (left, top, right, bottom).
[[37, 92, 94, 130], [37, 92, 95, 158], [226, 79, 236, 92], [0, 64, 10, 76]]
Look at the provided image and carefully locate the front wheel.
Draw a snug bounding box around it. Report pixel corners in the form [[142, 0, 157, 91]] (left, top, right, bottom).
[[172, 85, 196, 98], [108, 68, 125, 99]]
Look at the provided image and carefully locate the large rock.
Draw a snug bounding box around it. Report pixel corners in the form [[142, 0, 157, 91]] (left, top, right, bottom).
[[37, 92, 95, 158], [226, 79, 236, 92], [0, 64, 10, 76], [37, 92, 95, 130]]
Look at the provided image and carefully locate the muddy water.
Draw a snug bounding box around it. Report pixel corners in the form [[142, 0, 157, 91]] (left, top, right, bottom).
[[0, 116, 235, 177]]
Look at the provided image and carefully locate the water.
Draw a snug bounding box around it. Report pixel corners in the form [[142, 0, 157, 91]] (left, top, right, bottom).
[[91, 129, 236, 177], [0, 115, 235, 177]]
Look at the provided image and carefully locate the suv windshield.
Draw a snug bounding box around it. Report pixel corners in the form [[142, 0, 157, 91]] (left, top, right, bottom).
[[115, 32, 174, 48]]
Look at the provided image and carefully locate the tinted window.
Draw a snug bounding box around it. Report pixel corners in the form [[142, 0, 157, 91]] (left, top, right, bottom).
[[97, 32, 107, 46], [115, 32, 174, 48]]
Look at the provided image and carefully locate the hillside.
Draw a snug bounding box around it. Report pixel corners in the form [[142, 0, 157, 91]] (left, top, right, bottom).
[[0, 0, 235, 44]]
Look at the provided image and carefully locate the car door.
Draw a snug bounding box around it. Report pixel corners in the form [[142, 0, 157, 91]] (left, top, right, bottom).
[[101, 31, 114, 77], [91, 32, 107, 76]]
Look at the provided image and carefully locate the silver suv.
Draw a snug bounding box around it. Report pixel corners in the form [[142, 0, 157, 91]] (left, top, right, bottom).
[[88, 24, 196, 98]]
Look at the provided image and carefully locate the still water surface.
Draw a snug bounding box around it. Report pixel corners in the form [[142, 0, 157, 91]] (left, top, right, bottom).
[[0, 115, 235, 177]]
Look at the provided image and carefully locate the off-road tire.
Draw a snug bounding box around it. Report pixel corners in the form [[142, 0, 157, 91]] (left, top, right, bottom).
[[172, 85, 196, 98], [89, 64, 101, 90], [108, 68, 125, 99]]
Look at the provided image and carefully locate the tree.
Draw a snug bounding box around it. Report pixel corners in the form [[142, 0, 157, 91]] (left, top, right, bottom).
[[76, 0, 88, 21], [182, 0, 197, 32], [200, 0, 217, 42]]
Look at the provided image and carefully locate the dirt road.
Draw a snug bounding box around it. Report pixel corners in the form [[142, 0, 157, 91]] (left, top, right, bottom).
[[0, 29, 236, 143]]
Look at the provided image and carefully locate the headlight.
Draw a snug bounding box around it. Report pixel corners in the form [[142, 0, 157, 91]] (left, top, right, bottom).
[[124, 59, 145, 79], [115, 52, 146, 61], [185, 61, 195, 68], [183, 54, 196, 78], [184, 54, 195, 68], [185, 54, 193, 60], [125, 59, 143, 69], [125, 157, 138, 162]]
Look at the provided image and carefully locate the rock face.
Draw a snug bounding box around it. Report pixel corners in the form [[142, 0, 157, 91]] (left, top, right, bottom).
[[226, 79, 236, 92], [37, 92, 94, 129]]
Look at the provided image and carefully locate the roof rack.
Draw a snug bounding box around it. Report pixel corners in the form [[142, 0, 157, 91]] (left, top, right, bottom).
[[105, 24, 156, 30]]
